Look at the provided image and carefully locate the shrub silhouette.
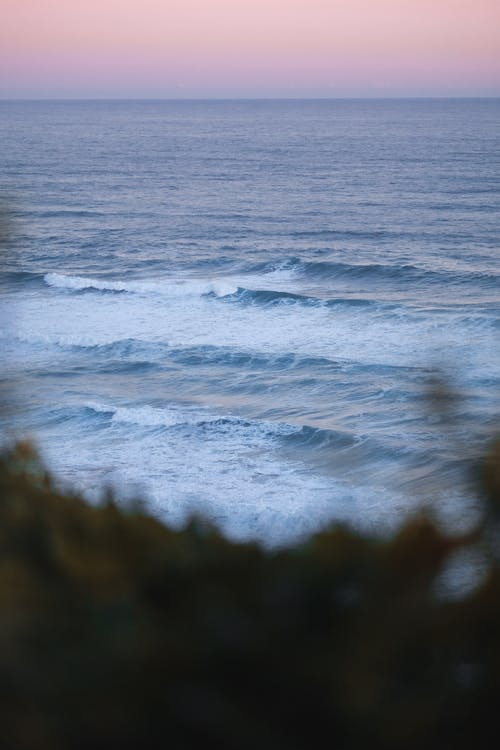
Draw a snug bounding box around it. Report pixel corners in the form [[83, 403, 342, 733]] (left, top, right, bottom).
[[0, 440, 500, 749]]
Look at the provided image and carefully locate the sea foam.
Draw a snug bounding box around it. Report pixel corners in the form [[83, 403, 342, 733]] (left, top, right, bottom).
[[44, 272, 238, 298]]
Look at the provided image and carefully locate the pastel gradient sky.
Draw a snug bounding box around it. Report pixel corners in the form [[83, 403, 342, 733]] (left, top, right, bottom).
[[1, 0, 499, 98]]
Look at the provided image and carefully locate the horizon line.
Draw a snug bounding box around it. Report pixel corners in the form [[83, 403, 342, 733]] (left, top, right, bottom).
[[1, 95, 499, 102]]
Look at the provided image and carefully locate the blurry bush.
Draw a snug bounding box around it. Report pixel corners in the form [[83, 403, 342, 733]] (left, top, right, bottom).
[[0, 439, 500, 750]]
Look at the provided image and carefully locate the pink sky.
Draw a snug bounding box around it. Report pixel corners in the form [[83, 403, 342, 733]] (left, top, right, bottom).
[[1, 0, 499, 97]]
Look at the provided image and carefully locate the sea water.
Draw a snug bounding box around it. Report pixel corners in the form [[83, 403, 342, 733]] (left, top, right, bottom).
[[0, 99, 499, 545]]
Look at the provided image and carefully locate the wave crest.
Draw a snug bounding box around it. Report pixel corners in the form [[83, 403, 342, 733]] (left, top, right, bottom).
[[44, 272, 238, 298]]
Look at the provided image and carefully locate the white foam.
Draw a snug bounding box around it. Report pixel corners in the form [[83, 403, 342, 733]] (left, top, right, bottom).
[[44, 272, 238, 298], [5, 280, 492, 546], [86, 402, 185, 428], [84, 401, 302, 437], [10, 276, 499, 377], [35, 394, 435, 547], [33, 400, 376, 546]]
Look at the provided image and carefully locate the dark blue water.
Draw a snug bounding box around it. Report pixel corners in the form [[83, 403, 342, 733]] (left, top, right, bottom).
[[1, 99, 499, 544]]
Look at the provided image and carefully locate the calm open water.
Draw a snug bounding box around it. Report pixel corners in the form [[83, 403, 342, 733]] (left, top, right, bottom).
[[1, 99, 499, 544]]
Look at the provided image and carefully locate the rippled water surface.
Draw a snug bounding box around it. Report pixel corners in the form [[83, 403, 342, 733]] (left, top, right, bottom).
[[1, 99, 499, 544]]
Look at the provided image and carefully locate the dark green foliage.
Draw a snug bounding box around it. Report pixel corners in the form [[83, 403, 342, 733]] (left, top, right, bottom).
[[1, 440, 500, 749]]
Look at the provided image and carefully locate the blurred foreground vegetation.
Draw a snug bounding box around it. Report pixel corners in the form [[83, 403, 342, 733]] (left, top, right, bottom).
[[1, 440, 500, 750]]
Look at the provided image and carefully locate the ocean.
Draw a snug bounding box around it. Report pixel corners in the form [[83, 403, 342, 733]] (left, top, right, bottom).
[[0, 99, 499, 546]]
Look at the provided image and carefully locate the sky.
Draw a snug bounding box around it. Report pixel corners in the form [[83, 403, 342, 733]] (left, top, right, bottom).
[[1, 0, 499, 98]]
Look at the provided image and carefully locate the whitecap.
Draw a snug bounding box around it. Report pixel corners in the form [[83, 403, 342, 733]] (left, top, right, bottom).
[[44, 272, 238, 298]]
